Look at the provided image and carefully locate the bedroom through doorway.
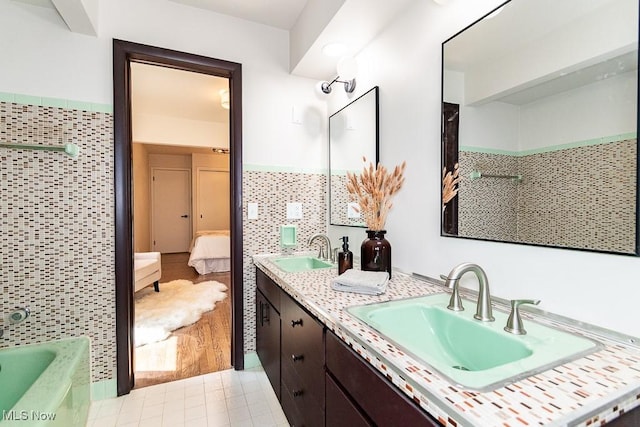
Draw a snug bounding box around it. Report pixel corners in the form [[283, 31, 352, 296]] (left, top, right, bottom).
[[130, 62, 232, 389]]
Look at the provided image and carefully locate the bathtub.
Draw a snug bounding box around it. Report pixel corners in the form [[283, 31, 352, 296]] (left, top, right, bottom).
[[0, 337, 90, 426]]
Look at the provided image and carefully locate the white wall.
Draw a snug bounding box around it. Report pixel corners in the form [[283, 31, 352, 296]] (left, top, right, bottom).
[[0, 0, 327, 172], [519, 71, 637, 150], [329, 0, 640, 338]]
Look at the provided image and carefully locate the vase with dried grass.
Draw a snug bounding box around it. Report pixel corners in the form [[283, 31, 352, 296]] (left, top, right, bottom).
[[346, 158, 406, 278]]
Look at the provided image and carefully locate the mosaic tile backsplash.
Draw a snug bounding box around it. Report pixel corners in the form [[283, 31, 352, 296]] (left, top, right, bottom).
[[0, 101, 116, 382], [458, 138, 637, 253], [242, 170, 327, 352]]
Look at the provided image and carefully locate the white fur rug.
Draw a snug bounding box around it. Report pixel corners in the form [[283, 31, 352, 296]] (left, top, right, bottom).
[[134, 279, 228, 347]]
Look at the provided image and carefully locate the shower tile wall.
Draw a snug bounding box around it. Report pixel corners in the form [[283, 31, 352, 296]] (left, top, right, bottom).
[[458, 151, 519, 241], [242, 170, 327, 352], [517, 139, 636, 253], [0, 101, 116, 382], [458, 138, 637, 253]]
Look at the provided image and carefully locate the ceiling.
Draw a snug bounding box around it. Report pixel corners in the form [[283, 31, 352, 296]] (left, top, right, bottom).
[[130, 62, 229, 124], [169, 0, 309, 30], [16, 0, 416, 80]]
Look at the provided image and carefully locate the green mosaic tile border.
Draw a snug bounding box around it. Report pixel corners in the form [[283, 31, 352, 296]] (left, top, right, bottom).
[[0, 92, 112, 113], [460, 132, 637, 157], [243, 164, 327, 174]]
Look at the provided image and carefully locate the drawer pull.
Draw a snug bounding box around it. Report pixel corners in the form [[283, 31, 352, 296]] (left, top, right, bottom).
[[291, 354, 304, 362], [292, 389, 304, 397], [291, 319, 303, 327]]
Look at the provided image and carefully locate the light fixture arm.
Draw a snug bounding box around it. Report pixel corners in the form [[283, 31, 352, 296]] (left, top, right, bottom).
[[320, 75, 356, 94]]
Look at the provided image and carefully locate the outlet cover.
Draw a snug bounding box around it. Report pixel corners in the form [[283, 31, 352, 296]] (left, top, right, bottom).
[[286, 202, 303, 219]]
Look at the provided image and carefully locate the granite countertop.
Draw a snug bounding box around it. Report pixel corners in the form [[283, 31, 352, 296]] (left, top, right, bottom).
[[253, 253, 640, 427]]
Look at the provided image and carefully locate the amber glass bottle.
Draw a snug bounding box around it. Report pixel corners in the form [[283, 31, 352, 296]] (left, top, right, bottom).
[[338, 236, 353, 275], [360, 230, 391, 278]]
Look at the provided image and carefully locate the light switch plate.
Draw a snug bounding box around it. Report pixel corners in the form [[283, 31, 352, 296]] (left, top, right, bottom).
[[291, 106, 302, 125], [248, 202, 258, 220], [286, 202, 303, 219]]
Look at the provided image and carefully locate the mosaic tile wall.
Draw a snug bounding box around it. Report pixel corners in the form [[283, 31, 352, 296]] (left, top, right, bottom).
[[242, 170, 327, 352], [458, 151, 519, 241], [0, 101, 116, 382], [458, 138, 637, 253]]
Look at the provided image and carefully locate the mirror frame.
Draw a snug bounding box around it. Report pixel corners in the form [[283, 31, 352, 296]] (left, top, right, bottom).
[[329, 86, 380, 227], [440, 0, 640, 256]]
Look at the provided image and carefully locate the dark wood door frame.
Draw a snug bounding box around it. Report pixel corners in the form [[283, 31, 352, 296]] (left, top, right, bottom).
[[113, 39, 244, 396]]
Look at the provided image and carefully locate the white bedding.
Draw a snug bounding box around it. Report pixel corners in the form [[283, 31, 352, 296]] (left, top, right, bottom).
[[188, 230, 231, 274]]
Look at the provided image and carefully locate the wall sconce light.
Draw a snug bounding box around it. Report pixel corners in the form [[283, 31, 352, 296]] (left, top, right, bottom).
[[219, 89, 230, 109], [318, 56, 358, 94]]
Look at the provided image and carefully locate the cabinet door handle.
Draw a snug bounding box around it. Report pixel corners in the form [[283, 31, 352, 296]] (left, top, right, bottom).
[[291, 354, 304, 362], [291, 319, 303, 327], [292, 390, 304, 398]]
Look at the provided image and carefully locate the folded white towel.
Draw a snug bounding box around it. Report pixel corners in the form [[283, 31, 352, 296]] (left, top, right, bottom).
[[331, 269, 389, 295]]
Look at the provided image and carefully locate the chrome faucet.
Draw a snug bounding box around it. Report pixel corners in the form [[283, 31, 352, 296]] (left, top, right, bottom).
[[308, 234, 334, 262], [444, 263, 495, 322]]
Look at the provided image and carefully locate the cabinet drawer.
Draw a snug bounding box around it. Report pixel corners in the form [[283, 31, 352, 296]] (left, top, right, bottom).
[[281, 293, 324, 375], [281, 362, 324, 427], [256, 268, 281, 312], [326, 331, 440, 427], [326, 373, 371, 427]]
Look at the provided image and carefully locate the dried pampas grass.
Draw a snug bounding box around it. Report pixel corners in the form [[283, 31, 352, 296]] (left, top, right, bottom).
[[442, 163, 460, 211], [346, 157, 406, 231]]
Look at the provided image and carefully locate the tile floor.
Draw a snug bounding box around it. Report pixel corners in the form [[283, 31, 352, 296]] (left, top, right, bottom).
[[87, 367, 289, 427]]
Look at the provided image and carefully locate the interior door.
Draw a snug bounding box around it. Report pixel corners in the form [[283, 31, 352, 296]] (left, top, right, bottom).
[[152, 168, 191, 253], [197, 169, 230, 231]]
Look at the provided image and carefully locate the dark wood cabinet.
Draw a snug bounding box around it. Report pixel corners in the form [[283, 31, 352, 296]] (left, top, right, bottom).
[[255, 270, 281, 400], [255, 268, 325, 426], [326, 374, 372, 427], [281, 293, 325, 426], [326, 330, 441, 427]]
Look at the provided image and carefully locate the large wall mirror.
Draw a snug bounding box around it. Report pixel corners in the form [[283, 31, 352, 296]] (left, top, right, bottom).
[[329, 86, 379, 226], [441, 0, 639, 255]]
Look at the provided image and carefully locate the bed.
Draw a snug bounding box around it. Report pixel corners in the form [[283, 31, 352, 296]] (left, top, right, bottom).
[[188, 230, 231, 274]]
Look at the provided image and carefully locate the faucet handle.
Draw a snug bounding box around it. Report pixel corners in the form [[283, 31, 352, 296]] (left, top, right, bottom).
[[504, 299, 540, 335]]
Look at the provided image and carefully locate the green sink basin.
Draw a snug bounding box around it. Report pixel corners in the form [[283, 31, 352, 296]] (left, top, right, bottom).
[[347, 293, 601, 391], [272, 256, 333, 272]]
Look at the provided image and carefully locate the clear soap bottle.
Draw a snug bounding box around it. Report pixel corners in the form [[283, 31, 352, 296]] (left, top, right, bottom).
[[338, 236, 353, 275]]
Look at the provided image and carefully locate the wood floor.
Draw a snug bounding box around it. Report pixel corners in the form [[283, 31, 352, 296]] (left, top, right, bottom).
[[134, 253, 232, 389]]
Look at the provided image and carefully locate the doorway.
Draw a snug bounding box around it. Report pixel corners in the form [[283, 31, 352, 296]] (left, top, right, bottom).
[[114, 39, 244, 396]]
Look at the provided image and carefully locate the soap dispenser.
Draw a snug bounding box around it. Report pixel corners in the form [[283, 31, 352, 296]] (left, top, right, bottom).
[[338, 236, 353, 275]]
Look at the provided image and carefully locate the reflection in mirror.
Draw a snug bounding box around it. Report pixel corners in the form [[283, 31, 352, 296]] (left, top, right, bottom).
[[330, 86, 379, 226], [442, 0, 639, 254]]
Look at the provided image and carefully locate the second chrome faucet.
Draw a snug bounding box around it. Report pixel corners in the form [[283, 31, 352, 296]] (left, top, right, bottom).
[[308, 234, 334, 263], [444, 263, 495, 322]]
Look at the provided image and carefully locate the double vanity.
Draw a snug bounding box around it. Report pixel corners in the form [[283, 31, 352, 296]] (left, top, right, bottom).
[[254, 253, 640, 426]]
